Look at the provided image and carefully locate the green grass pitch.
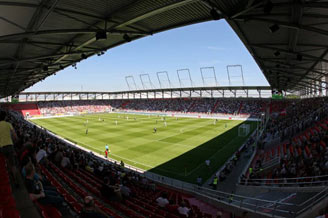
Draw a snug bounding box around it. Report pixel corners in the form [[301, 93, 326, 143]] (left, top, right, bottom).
[[31, 113, 257, 184]]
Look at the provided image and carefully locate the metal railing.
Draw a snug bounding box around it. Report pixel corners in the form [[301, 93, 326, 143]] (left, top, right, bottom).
[[240, 174, 328, 187]]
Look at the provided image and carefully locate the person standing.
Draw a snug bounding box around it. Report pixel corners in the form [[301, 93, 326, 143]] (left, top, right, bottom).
[[196, 176, 202, 187], [0, 111, 19, 186], [105, 144, 109, 159], [212, 176, 218, 190]]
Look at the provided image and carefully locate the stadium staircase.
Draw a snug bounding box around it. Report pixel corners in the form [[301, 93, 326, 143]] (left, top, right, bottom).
[[0, 154, 21, 218], [120, 101, 130, 109], [237, 102, 243, 115], [187, 101, 196, 112], [210, 99, 220, 113]]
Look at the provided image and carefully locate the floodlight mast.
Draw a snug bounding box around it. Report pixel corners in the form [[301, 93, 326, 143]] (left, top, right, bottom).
[[156, 71, 172, 89], [200, 67, 218, 87], [227, 65, 245, 86], [139, 73, 155, 90], [125, 75, 137, 90], [177, 68, 193, 88]]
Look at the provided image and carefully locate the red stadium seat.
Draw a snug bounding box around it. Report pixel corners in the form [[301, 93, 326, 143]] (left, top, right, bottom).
[[40, 206, 62, 218], [0, 207, 20, 218]]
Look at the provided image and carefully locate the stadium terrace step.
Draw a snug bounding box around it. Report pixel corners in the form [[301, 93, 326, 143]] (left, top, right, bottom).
[[237, 102, 243, 115], [0, 154, 40, 218], [211, 99, 220, 113], [187, 101, 196, 112]]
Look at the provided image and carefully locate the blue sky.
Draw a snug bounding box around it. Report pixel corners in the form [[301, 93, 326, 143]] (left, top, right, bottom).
[[26, 20, 269, 92]]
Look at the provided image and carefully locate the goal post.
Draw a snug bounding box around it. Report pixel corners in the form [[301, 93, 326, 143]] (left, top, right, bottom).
[[238, 124, 250, 137]]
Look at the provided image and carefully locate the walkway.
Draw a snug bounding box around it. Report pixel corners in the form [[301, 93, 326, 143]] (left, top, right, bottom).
[[205, 146, 254, 194]]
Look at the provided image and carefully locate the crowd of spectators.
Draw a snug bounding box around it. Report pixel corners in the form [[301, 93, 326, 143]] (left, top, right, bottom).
[[38, 100, 112, 115], [244, 97, 328, 186], [36, 98, 267, 117]]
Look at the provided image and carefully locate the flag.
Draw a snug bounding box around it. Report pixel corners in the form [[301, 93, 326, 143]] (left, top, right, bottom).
[[280, 109, 287, 116]]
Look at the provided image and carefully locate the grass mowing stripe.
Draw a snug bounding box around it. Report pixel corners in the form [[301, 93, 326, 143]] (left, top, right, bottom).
[[31, 113, 256, 184]]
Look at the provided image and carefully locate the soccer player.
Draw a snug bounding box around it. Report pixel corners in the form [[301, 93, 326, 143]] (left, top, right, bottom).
[[105, 149, 108, 158], [225, 123, 227, 128], [134, 117, 136, 121], [115, 120, 118, 125], [85, 128, 88, 135], [154, 127, 157, 133], [164, 122, 167, 127]]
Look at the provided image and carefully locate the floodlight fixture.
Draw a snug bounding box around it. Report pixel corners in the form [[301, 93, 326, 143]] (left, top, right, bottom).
[[123, 34, 131, 42], [210, 9, 222, 20], [269, 24, 279, 33], [95, 30, 107, 40], [274, 50, 280, 56]]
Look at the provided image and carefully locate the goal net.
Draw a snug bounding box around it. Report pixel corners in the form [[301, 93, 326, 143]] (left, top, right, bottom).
[[238, 124, 250, 137]]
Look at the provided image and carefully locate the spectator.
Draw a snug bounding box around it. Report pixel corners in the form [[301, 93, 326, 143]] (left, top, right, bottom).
[[178, 201, 191, 217], [120, 181, 131, 199], [80, 196, 107, 218], [35, 145, 47, 164], [100, 177, 121, 202], [25, 163, 65, 210], [216, 211, 223, 218], [60, 153, 71, 168], [156, 192, 169, 208], [0, 111, 19, 186]]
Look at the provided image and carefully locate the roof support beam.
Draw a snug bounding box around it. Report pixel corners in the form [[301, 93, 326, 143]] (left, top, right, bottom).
[[53, 0, 199, 64], [0, 29, 148, 41], [115, 0, 199, 29], [249, 42, 328, 48], [0, 16, 26, 30], [235, 17, 328, 38], [259, 58, 328, 77], [295, 49, 328, 87], [0, 50, 96, 67], [251, 44, 328, 64], [0, 40, 99, 50]]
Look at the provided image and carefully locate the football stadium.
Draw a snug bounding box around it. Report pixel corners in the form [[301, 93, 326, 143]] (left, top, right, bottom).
[[0, 1, 328, 218]]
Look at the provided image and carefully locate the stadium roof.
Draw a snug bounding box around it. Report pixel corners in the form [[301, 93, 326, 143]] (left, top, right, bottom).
[[0, 0, 327, 98]]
